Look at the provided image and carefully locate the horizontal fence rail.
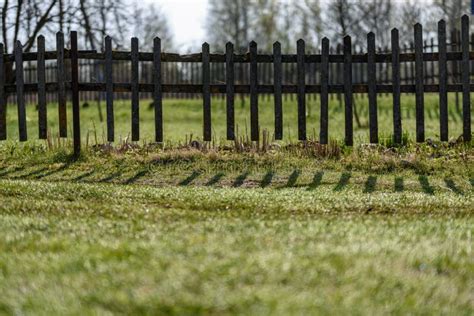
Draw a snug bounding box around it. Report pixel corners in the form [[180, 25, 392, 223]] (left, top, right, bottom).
[[0, 16, 473, 156]]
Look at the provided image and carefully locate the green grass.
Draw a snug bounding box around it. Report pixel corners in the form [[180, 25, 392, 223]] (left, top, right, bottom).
[[0, 179, 473, 315], [0, 95, 473, 314], [3, 93, 472, 144]]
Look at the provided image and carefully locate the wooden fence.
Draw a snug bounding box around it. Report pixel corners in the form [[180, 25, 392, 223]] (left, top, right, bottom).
[[0, 16, 473, 156]]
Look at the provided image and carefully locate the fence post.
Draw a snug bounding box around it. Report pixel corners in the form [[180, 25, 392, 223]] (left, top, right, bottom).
[[202, 42, 211, 141], [414, 23, 425, 142], [226, 42, 235, 140], [273, 41, 283, 140], [153, 37, 163, 143], [343, 35, 353, 146], [0, 43, 6, 140], [249, 41, 259, 141], [56, 32, 67, 137], [15, 41, 27, 142], [391, 28, 402, 144], [71, 31, 80, 157], [438, 20, 448, 141], [461, 15, 471, 142], [367, 32, 378, 144], [131, 37, 139, 141], [37, 35, 47, 139], [105, 36, 114, 142], [320, 37, 329, 145], [297, 39, 306, 141]]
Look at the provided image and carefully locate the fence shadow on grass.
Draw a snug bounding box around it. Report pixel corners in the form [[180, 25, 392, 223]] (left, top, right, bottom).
[[418, 175, 435, 195], [307, 171, 324, 191], [99, 171, 123, 183], [261, 171, 274, 188], [394, 177, 404, 192], [72, 170, 95, 182], [363, 176, 377, 193], [12, 167, 49, 179], [444, 178, 463, 195], [0, 167, 24, 178], [125, 169, 149, 184], [35, 163, 71, 179], [285, 170, 300, 187], [334, 172, 351, 191], [179, 171, 200, 186], [206, 173, 225, 186], [232, 171, 249, 188]]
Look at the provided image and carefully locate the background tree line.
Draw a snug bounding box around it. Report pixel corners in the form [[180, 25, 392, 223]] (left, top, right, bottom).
[[0, 0, 472, 55]]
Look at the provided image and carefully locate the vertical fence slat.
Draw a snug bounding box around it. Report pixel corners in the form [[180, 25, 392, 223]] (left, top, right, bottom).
[[273, 41, 283, 140], [461, 15, 471, 142], [320, 37, 329, 145], [153, 37, 163, 143], [391, 28, 402, 144], [71, 31, 80, 157], [343, 36, 353, 146], [131, 37, 139, 141], [226, 42, 235, 140], [105, 36, 114, 142], [297, 39, 306, 141], [414, 23, 425, 142], [250, 41, 259, 141], [15, 41, 27, 141], [56, 32, 67, 137], [438, 20, 448, 141], [0, 43, 6, 140], [367, 32, 378, 143], [202, 42, 211, 141], [37, 35, 47, 139]]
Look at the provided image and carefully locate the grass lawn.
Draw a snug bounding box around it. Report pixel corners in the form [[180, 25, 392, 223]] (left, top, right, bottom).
[[0, 95, 473, 314]]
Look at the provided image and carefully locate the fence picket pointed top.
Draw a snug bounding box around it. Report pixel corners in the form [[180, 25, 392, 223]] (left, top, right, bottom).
[[273, 41, 281, 47], [368, 31, 375, 36], [202, 42, 209, 49], [226, 41, 233, 47], [438, 19, 445, 25], [249, 40, 257, 47], [105, 35, 111, 40], [297, 38, 304, 44], [154, 37, 161, 41], [38, 34, 45, 40], [462, 14, 469, 20], [322, 37, 328, 41], [414, 23, 422, 28]]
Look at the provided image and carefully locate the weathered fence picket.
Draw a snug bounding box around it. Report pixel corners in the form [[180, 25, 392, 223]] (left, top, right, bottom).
[[131, 37, 140, 141], [343, 35, 353, 146], [438, 20, 448, 141], [273, 41, 283, 140], [225, 42, 235, 140], [202, 42, 211, 141], [297, 39, 306, 141], [249, 41, 259, 141], [153, 37, 163, 143], [105, 35, 114, 142], [37, 35, 47, 139], [15, 41, 27, 142], [461, 15, 471, 142], [414, 23, 425, 143], [320, 38, 329, 145], [367, 32, 378, 144], [391, 28, 402, 144], [0, 43, 5, 140], [56, 32, 67, 137]]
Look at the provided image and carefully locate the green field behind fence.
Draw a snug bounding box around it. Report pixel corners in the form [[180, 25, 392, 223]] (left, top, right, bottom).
[[3, 93, 472, 144]]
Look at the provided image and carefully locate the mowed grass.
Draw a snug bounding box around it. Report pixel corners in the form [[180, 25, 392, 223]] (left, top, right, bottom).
[[0, 179, 473, 315], [3, 92, 471, 143], [0, 94, 473, 314]]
